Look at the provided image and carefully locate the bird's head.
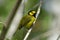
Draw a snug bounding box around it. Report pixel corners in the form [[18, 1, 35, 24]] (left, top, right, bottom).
[[28, 10, 36, 16]]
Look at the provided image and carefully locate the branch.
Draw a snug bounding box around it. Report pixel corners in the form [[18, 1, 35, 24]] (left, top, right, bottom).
[[57, 35, 60, 40], [4, 0, 25, 40]]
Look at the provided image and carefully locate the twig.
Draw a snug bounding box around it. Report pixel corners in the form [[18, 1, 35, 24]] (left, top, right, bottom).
[[23, 1, 42, 40], [57, 35, 60, 40], [0, 0, 22, 40]]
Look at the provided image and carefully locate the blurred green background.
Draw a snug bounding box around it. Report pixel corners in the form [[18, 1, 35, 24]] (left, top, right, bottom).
[[0, 0, 53, 40], [0, 0, 17, 33]]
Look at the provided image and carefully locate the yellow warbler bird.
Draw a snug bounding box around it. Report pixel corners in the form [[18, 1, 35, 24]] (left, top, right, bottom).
[[18, 10, 36, 29]]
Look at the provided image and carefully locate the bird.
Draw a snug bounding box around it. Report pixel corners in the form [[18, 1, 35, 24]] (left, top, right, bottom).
[[18, 10, 36, 30]]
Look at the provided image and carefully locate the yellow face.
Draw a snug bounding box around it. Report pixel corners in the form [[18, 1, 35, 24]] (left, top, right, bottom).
[[29, 11, 36, 16]]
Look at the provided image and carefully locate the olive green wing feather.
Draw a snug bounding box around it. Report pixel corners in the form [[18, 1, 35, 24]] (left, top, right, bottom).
[[21, 15, 31, 26], [19, 15, 31, 29], [26, 16, 36, 29]]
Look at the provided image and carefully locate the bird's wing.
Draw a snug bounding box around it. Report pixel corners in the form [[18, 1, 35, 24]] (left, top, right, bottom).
[[26, 16, 36, 29], [20, 15, 31, 26]]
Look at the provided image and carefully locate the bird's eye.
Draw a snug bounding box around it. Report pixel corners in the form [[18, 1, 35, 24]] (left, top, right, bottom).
[[29, 12, 33, 15]]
